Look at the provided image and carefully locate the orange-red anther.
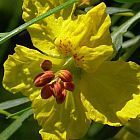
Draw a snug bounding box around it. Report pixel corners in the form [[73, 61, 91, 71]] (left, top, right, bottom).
[[56, 90, 66, 104], [41, 84, 53, 99], [64, 81, 75, 91], [53, 81, 64, 97], [34, 71, 55, 87], [40, 60, 52, 71], [58, 70, 73, 82]]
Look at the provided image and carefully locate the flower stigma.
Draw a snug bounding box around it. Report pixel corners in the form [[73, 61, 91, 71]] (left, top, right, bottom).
[[34, 60, 75, 104]]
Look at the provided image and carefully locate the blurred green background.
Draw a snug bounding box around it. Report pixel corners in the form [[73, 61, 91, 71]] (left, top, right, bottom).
[[0, 0, 140, 140]]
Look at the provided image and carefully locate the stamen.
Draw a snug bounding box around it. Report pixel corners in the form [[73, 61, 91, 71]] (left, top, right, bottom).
[[34, 71, 55, 87], [58, 70, 73, 82], [41, 84, 53, 99], [64, 82, 75, 91], [34, 61, 75, 104], [53, 81, 64, 98], [40, 60, 52, 71], [56, 90, 66, 104]]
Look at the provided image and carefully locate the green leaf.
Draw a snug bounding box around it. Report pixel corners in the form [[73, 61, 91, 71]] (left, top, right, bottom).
[[0, 109, 33, 140], [0, 0, 78, 44], [85, 7, 132, 15], [120, 35, 140, 60], [111, 11, 140, 51], [7, 107, 32, 119], [114, 0, 140, 3], [111, 26, 135, 38], [0, 33, 8, 37], [0, 97, 29, 110], [122, 35, 140, 49], [0, 110, 18, 119], [106, 7, 132, 15]]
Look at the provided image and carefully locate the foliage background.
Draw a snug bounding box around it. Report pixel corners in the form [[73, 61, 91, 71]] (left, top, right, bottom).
[[0, 0, 140, 139]]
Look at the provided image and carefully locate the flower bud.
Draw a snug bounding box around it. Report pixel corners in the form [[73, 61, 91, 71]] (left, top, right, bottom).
[[56, 90, 66, 104], [40, 60, 52, 71], [58, 70, 72, 82], [64, 81, 75, 91], [41, 84, 53, 99], [34, 71, 55, 87]]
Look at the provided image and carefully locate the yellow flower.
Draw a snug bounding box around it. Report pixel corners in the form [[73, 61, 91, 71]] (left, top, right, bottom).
[[3, 1, 140, 140]]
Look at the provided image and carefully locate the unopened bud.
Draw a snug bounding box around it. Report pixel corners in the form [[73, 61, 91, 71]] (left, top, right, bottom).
[[40, 60, 52, 71], [64, 81, 75, 91], [56, 90, 66, 104], [41, 84, 53, 99], [34, 71, 55, 87], [58, 70, 72, 82]]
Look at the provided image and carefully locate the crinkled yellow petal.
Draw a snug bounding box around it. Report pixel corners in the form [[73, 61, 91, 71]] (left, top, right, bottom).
[[54, 3, 113, 71], [117, 94, 140, 124], [3, 46, 64, 100], [55, 2, 112, 49], [80, 61, 140, 126], [23, 0, 74, 20], [74, 45, 113, 72], [23, 15, 63, 55], [22, 0, 74, 55], [32, 89, 90, 140], [39, 129, 66, 140]]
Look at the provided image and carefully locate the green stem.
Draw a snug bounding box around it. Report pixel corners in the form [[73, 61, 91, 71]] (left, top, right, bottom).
[[0, 110, 18, 119], [62, 57, 74, 69], [0, 0, 78, 45]]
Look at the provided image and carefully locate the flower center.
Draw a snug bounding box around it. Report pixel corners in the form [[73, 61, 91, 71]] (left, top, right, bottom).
[[55, 37, 72, 56], [34, 60, 75, 104], [55, 38, 85, 66]]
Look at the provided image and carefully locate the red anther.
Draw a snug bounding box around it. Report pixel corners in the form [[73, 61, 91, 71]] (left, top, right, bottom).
[[58, 70, 73, 82], [34, 73, 44, 87], [64, 81, 75, 91], [53, 81, 64, 97], [41, 84, 53, 99], [40, 60, 52, 71], [34, 73, 44, 82], [56, 90, 66, 104], [34, 71, 55, 87]]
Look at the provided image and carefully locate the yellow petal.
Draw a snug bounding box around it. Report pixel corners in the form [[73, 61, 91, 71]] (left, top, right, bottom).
[[24, 16, 63, 55], [80, 61, 140, 126], [32, 89, 90, 139], [117, 94, 140, 124], [23, 0, 74, 20], [54, 3, 113, 70], [22, 0, 74, 54], [39, 129, 66, 140], [55, 2, 112, 50], [3, 46, 64, 100], [73, 45, 113, 72]]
